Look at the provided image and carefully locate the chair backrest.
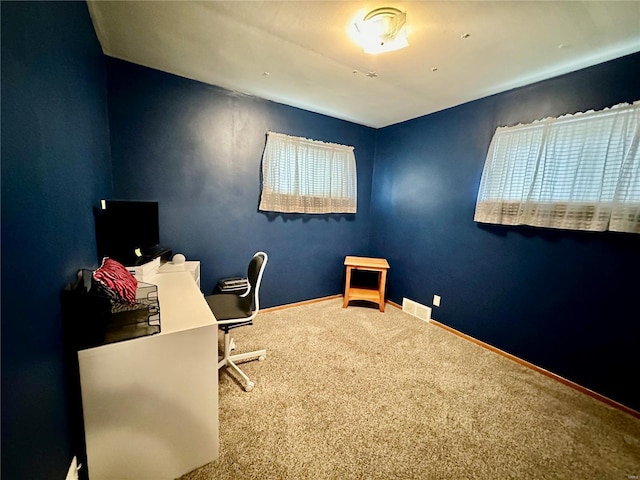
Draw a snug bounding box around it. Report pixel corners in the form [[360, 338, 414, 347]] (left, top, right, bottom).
[[238, 251, 268, 316]]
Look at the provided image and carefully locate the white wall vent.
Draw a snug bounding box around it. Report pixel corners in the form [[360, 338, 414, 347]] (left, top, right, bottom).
[[402, 298, 431, 322]]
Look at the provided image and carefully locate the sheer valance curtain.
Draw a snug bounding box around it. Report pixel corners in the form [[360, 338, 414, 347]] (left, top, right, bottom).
[[474, 101, 640, 233], [259, 132, 357, 214]]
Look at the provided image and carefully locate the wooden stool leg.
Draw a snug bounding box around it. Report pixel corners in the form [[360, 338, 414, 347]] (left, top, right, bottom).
[[378, 269, 388, 312], [343, 266, 352, 308]]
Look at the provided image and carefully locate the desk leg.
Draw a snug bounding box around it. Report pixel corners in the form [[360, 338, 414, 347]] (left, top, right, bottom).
[[378, 269, 388, 312], [343, 266, 352, 308]]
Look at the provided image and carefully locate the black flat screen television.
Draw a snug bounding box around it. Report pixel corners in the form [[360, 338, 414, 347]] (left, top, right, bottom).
[[94, 200, 163, 266]]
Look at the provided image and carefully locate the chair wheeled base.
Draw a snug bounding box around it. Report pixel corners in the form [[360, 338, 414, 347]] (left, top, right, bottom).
[[218, 328, 266, 392]]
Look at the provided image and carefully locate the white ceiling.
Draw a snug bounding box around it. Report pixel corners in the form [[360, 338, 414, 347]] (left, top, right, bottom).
[[87, 1, 640, 128]]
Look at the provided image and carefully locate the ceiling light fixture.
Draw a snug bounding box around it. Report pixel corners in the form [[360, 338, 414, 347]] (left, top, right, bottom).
[[354, 7, 408, 54]]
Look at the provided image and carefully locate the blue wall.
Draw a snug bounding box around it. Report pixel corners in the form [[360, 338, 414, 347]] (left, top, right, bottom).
[[106, 58, 377, 306], [1, 2, 112, 479], [370, 52, 640, 411]]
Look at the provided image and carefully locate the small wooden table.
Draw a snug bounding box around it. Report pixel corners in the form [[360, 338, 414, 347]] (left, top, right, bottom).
[[343, 256, 390, 312]]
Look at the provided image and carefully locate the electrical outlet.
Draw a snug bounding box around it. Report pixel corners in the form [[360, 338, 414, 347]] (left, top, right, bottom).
[[433, 294, 441, 307]]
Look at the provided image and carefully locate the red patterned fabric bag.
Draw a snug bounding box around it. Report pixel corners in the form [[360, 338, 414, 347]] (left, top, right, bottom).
[[93, 258, 138, 305]]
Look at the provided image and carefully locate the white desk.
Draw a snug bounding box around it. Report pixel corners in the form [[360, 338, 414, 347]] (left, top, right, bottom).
[[157, 260, 201, 290], [78, 270, 218, 480]]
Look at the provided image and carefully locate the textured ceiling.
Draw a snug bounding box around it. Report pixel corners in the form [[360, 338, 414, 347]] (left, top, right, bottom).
[[88, 1, 640, 128]]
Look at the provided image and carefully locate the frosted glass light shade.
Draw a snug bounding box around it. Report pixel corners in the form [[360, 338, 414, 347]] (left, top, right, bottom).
[[354, 7, 408, 54]]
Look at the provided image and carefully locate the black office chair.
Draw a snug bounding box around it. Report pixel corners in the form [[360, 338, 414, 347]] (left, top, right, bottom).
[[205, 252, 268, 392]]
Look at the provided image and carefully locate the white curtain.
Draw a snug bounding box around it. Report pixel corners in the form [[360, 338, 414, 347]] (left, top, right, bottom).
[[259, 132, 357, 214], [474, 101, 640, 233]]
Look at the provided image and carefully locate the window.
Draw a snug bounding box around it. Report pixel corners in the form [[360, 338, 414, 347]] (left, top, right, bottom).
[[474, 101, 640, 233], [259, 132, 357, 214]]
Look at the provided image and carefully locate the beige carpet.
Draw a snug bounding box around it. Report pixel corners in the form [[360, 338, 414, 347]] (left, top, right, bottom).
[[179, 298, 640, 480]]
